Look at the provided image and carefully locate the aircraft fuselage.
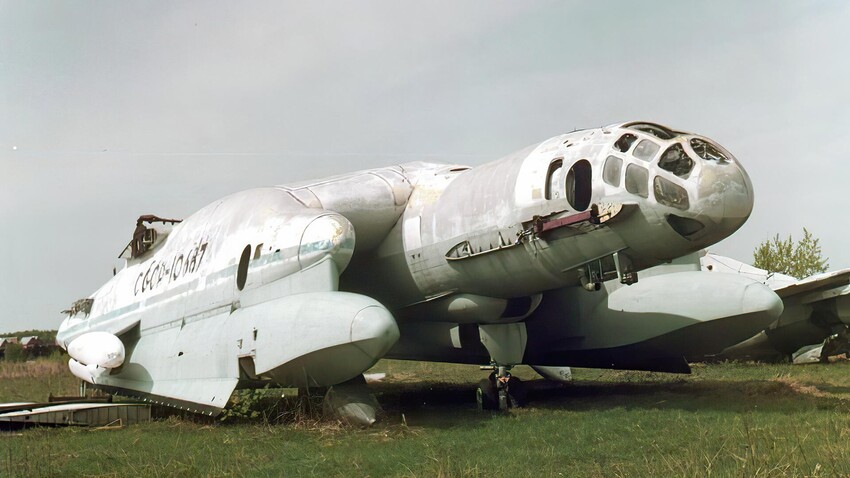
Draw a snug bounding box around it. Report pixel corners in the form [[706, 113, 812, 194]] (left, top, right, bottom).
[[57, 121, 774, 414]]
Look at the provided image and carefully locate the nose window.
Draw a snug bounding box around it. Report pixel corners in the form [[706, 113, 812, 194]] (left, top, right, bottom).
[[658, 144, 694, 177], [690, 138, 729, 162], [667, 214, 704, 237], [633, 139, 660, 161], [653, 176, 689, 210], [614, 134, 637, 153], [603, 156, 622, 187], [625, 164, 648, 198]]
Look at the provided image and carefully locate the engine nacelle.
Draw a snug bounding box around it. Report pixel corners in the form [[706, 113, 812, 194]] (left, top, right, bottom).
[[231, 291, 399, 388], [523, 270, 785, 372]]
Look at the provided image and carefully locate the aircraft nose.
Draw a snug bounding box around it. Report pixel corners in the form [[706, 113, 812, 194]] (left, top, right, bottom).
[[692, 149, 754, 236]]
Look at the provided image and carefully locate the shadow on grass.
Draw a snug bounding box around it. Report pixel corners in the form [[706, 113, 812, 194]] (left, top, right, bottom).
[[372, 381, 492, 429], [369, 375, 850, 426], [530, 378, 850, 412]]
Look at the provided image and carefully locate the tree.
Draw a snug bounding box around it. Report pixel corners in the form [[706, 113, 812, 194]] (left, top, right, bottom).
[[753, 228, 829, 279]]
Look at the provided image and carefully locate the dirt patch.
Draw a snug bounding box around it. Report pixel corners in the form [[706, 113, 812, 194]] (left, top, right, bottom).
[[773, 376, 832, 399]]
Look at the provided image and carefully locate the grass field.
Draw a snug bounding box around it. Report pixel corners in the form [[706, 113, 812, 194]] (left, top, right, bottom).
[[3, 355, 850, 477]]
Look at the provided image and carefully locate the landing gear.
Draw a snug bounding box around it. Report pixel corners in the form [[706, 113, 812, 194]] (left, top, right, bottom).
[[476, 323, 529, 411], [476, 377, 497, 410], [475, 366, 526, 411], [505, 374, 526, 408]]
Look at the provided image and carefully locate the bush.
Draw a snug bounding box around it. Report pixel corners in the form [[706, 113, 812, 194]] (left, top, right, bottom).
[[3, 343, 27, 362]]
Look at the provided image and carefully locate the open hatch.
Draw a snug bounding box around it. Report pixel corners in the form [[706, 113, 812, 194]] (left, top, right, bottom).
[[119, 215, 182, 259]]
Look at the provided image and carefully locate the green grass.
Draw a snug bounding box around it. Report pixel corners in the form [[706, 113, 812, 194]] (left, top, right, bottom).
[[0, 354, 79, 403], [4, 358, 850, 477]]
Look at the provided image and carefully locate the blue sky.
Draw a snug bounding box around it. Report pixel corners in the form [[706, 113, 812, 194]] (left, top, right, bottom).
[[2, 1, 849, 333]]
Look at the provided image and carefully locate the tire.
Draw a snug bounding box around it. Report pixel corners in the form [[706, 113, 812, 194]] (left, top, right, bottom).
[[476, 378, 498, 411], [506, 376, 527, 408]]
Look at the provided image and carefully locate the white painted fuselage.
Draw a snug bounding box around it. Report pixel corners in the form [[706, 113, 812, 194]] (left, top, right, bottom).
[[58, 121, 777, 414]]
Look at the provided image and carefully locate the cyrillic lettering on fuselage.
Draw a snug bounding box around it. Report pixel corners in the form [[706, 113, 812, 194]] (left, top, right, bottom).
[[134, 241, 209, 296]]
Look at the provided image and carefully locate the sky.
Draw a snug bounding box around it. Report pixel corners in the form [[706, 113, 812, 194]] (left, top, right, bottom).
[[2, 1, 849, 334]]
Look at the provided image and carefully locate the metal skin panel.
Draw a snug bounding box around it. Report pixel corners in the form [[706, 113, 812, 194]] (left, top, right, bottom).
[[58, 121, 770, 414], [0, 403, 151, 428], [277, 165, 414, 252]]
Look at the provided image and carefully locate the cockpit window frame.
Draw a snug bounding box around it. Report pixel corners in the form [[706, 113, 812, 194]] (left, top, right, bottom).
[[633, 139, 660, 162]]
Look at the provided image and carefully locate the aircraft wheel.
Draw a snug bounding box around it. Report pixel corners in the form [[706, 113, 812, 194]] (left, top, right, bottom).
[[506, 376, 527, 408], [476, 378, 498, 411]]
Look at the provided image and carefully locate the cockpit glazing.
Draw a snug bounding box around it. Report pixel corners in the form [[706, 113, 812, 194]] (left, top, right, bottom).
[[658, 144, 694, 177], [690, 138, 729, 162], [633, 139, 660, 161], [625, 122, 678, 140], [606, 123, 741, 223]]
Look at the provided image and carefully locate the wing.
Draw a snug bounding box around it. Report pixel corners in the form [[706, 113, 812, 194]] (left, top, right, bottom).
[[773, 269, 850, 302]]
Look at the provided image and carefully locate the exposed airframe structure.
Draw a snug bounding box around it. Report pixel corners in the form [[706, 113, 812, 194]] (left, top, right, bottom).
[[57, 121, 783, 421]]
